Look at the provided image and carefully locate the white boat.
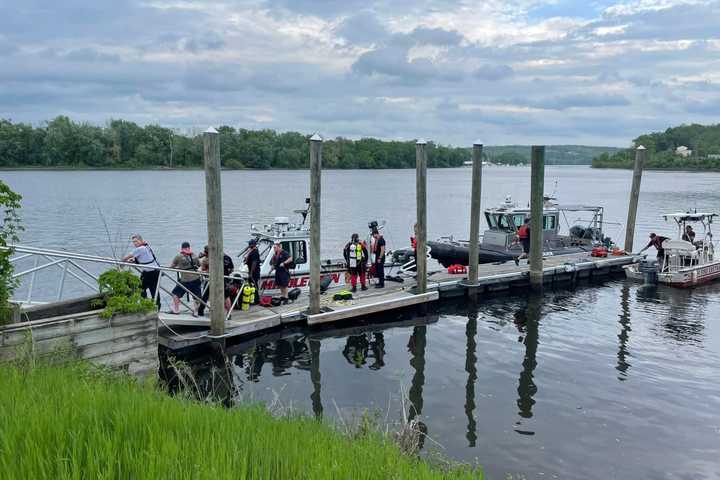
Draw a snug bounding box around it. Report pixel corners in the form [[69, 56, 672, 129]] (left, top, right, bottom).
[[235, 202, 385, 296], [624, 212, 719, 287]]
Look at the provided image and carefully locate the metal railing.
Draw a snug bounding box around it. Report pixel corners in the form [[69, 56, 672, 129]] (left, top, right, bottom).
[[3, 244, 244, 322]]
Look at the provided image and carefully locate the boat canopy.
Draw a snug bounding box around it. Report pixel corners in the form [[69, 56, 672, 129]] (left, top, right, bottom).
[[662, 212, 717, 223]]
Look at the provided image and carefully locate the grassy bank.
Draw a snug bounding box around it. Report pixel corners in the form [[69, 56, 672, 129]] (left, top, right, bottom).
[[0, 362, 479, 479]]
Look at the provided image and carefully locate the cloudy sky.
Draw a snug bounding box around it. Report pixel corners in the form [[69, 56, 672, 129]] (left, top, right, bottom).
[[1, 0, 719, 146]]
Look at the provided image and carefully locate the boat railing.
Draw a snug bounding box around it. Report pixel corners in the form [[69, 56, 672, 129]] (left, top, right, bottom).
[[3, 244, 243, 323]]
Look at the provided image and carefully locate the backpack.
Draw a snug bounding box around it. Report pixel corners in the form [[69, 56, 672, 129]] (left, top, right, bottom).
[[223, 254, 234, 276]]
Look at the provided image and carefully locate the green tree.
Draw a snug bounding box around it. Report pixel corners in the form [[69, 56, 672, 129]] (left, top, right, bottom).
[[0, 181, 22, 324]]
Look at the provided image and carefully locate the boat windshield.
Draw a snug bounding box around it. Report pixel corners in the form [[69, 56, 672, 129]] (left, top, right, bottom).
[[485, 213, 519, 232]]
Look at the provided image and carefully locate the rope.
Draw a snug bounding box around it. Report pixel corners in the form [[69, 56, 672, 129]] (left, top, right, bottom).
[[158, 316, 210, 341]]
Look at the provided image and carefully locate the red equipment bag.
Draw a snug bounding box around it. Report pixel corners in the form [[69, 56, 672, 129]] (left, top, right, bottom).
[[259, 296, 273, 307], [591, 247, 608, 257], [447, 264, 467, 274]]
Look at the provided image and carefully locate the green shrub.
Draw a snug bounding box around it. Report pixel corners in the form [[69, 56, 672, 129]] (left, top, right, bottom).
[[96, 269, 156, 318], [0, 180, 23, 325]]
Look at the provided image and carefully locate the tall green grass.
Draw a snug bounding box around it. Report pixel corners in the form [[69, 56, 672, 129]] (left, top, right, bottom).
[[0, 362, 481, 479]]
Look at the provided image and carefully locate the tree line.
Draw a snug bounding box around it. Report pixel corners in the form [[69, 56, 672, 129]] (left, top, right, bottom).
[[0, 117, 470, 169], [592, 123, 720, 170]]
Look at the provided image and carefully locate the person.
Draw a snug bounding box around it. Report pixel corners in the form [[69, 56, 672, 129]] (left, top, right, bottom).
[[343, 233, 368, 292], [639, 232, 670, 270], [372, 231, 386, 288], [244, 238, 261, 303], [168, 242, 201, 316], [121, 234, 160, 309], [197, 245, 233, 317], [516, 218, 531, 259], [271, 242, 292, 302], [682, 225, 696, 243]]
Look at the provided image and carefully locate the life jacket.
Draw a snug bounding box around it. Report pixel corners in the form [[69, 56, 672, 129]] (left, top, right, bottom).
[[348, 242, 364, 268], [517, 225, 529, 239], [411, 237, 417, 250], [240, 284, 256, 311]]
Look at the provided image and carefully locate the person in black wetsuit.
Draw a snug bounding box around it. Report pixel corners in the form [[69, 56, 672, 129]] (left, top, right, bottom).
[[372, 231, 386, 288], [245, 238, 261, 303]]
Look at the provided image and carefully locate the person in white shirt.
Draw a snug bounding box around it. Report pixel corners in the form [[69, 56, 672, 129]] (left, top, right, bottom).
[[121, 234, 161, 308]]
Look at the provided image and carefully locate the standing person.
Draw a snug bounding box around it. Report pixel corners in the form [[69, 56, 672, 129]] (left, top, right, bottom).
[[639, 232, 670, 270], [122, 234, 160, 309], [245, 238, 261, 303], [271, 242, 292, 303], [516, 218, 531, 259], [167, 242, 201, 316], [343, 233, 368, 292], [372, 231, 386, 288], [682, 225, 696, 243], [197, 245, 233, 317]]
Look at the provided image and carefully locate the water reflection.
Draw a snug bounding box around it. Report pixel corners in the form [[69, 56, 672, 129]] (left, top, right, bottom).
[[309, 339, 323, 418], [408, 326, 427, 420], [342, 333, 386, 370], [616, 284, 632, 380], [636, 285, 706, 345], [516, 294, 541, 423], [464, 302, 478, 447]]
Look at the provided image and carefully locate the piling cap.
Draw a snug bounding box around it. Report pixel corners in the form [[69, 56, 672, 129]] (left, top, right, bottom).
[[310, 133, 323, 142], [204, 127, 218, 134], [636, 145, 646, 150], [473, 139, 483, 146], [416, 138, 427, 145]]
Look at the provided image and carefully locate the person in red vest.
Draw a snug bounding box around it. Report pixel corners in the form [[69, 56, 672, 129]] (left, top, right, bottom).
[[639, 232, 670, 270], [516, 218, 531, 259]]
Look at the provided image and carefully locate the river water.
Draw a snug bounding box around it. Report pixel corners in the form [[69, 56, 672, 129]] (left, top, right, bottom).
[[5, 167, 720, 479]]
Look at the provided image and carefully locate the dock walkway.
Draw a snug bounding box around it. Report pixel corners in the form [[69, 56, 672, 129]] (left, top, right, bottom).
[[159, 252, 637, 350]]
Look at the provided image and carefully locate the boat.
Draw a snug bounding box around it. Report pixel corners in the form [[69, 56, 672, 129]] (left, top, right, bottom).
[[234, 201, 388, 295], [624, 212, 719, 287], [393, 195, 612, 268]]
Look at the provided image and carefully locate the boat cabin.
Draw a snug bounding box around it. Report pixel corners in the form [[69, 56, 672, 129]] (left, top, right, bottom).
[[481, 196, 605, 250], [659, 212, 716, 272]]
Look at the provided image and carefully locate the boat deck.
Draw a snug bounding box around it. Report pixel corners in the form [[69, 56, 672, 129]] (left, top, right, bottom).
[[158, 252, 638, 350]]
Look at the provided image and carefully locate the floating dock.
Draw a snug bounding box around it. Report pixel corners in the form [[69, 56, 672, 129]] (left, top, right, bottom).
[[159, 252, 637, 350]]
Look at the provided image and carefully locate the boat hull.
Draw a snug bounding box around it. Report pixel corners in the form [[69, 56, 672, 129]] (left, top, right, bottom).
[[624, 260, 720, 287]]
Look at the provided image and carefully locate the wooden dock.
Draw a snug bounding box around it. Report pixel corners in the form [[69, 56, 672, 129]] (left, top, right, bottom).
[[158, 252, 638, 350]]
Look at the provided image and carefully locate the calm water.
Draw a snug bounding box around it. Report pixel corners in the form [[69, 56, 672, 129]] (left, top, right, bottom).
[[5, 167, 720, 479]]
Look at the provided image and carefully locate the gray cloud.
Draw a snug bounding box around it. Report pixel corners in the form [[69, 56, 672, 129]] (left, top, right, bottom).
[[1, 0, 719, 147]]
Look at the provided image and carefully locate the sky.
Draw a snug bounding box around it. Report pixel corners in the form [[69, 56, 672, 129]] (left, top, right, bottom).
[[1, 0, 719, 146]]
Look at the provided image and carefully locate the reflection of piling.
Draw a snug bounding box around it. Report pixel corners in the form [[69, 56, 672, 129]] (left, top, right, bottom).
[[408, 326, 427, 420], [616, 284, 631, 379], [203, 127, 225, 337], [624, 145, 646, 252], [517, 293, 541, 419], [529, 146, 545, 291], [415, 140, 428, 294], [309, 338, 323, 418], [467, 142, 483, 292], [309, 134, 323, 315], [464, 302, 478, 447]]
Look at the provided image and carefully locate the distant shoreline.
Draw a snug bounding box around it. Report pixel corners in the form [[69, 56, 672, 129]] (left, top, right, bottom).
[[1, 164, 594, 172], [591, 165, 720, 173]]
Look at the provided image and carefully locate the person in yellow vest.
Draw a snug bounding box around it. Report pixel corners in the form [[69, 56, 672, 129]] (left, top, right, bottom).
[[343, 233, 368, 292]]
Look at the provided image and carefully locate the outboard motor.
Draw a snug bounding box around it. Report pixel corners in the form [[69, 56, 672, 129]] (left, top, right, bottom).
[[638, 257, 659, 285]]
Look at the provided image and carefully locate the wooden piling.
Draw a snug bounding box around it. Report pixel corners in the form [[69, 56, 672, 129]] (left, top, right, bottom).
[[529, 145, 545, 291], [203, 127, 225, 337], [415, 140, 428, 294], [467, 141, 483, 289], [309, 134, 323, 315], [624, 145, 646, 252]]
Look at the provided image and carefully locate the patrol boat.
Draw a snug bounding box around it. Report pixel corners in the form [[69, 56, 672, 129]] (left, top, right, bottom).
[[235, 203, 384, 296], [394, 195, 610, 268], [624, 212, 720, 287]]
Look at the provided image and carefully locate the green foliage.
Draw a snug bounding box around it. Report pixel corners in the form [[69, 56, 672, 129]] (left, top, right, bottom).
[[0, 117, 473, 169], [485, 145, 621, 165], [96, 269, 155, 319], [0, 180, 22, 324], [0, 362, 480, 479], [592, 123, 720, 170]]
